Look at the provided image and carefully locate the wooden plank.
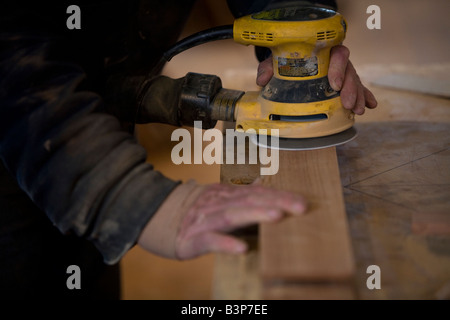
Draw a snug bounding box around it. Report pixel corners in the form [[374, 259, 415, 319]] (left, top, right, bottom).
[[212, 244, 261, 300], [263, 282, 356, 300], [212, 124, 262, 300], [214, 137, 356, 299], [259, 147, 355, 282]]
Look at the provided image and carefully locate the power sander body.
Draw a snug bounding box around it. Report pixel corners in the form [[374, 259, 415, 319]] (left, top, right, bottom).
[[231, 6, 353, 140], [145, 5, 357, 150]]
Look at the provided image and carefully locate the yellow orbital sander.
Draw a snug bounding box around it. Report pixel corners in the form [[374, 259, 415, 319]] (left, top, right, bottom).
[[158, 5, 357, 150]]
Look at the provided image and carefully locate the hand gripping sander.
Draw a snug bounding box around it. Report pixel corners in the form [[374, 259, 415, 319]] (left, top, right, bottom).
[[157, 5, 357, 150]]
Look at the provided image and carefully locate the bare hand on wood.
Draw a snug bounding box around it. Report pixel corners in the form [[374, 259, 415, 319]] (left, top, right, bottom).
[[138, 181, 307, 260]]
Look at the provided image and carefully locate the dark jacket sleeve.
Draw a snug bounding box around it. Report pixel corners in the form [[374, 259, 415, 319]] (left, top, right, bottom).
[[0, 33, 179, 265]]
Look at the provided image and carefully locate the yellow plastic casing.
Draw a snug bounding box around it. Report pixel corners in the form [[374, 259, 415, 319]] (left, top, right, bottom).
[[235, 93, 354, 138], [232, 7, 354, 138]]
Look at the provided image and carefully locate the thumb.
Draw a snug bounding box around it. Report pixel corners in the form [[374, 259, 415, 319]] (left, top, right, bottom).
[[256, 57, 273, 87]]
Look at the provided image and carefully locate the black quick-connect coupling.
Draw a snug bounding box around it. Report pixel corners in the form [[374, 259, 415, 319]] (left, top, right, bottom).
[[178, 72, 223, 128], [138, 72, 244, 129], [179, 72, 244, 128], [105, 72, 244, 131]]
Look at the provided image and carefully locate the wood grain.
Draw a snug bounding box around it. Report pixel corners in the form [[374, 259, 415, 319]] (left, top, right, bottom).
[[259, 147, 355, 282], [263, 282, 356, 300]]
